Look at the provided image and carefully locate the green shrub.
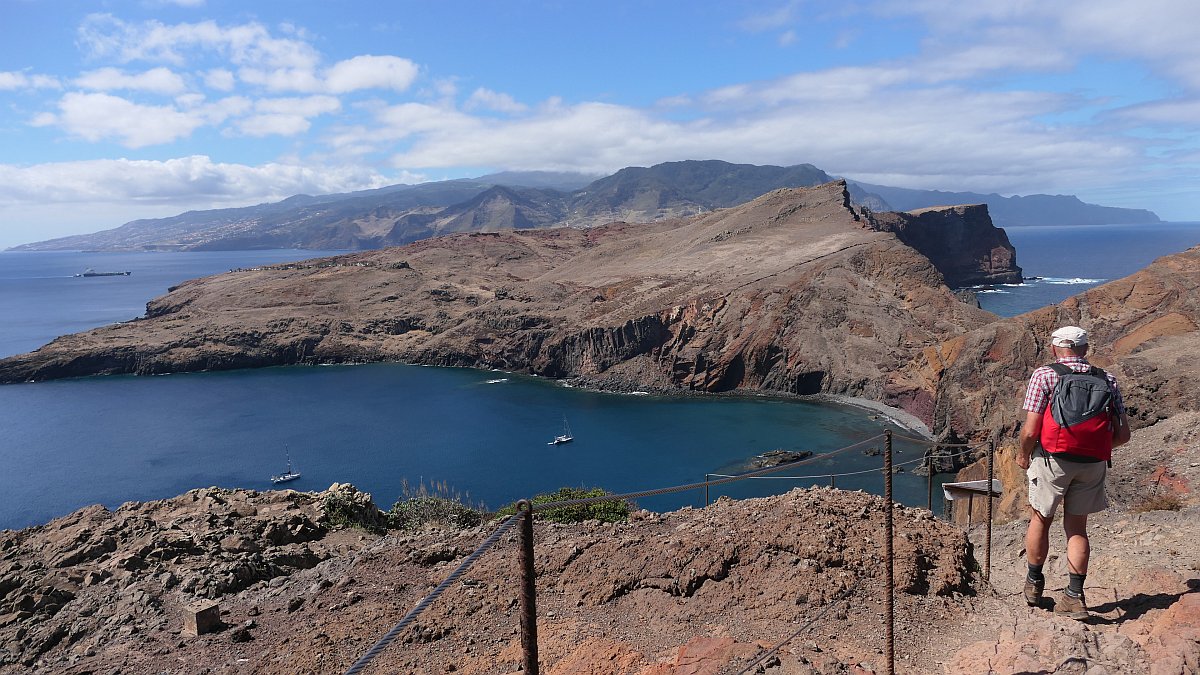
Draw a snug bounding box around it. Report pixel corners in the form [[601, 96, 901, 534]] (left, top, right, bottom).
[[321, 485, 388, 534], [388, 479, 487, 531], [498, 487, 632, 524]]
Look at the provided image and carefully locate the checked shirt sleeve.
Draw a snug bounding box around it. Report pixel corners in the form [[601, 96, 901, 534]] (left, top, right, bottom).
[[1021, 367, 1054, 413]]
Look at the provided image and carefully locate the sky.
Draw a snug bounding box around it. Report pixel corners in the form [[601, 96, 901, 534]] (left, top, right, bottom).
[[1, 0, 1198, 249]]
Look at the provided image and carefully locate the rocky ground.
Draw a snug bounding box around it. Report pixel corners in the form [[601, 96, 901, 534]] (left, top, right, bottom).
[[2, 412, 1198, 674]]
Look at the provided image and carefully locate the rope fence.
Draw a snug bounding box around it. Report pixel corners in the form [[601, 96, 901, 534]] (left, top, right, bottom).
[[343, 513, 521, 675], [343, 430, 1001, 675]]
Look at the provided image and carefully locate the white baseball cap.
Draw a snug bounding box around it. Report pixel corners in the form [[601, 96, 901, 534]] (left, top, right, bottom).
[[1051, 325, 1088, 347]]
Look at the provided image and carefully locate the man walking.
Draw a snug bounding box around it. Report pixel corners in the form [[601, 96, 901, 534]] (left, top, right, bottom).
[[1017, 326, 1131, 620]]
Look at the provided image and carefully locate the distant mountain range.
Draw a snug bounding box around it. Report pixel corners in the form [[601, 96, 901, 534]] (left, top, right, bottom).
[[11, 160, 1161, 252]]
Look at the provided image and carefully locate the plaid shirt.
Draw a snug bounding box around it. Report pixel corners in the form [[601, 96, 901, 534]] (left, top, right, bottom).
[[1021, 355, 1126, 415]]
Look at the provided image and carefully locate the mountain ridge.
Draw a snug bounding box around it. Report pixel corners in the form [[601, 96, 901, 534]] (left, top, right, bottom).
[[10, 160, 1159, 252]]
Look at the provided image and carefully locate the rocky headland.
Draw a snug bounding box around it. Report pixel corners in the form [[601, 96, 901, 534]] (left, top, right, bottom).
[[0, 181, 1011, 408]]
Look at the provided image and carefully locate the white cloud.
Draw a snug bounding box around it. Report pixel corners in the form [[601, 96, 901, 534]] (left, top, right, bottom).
[[203, 68, 235, 91], [324, 55, 419, 93], [0, 156, 398, 246], [48, 92, 205, 147], [464, 88, 528, 114], [232, 96, 340, 136], [0, 71, 61, 91], [76, 16, 423, 95], [738, 2, 803, 32], [236, 114, 312, 137], [236, 66, 323, 93], [255, 95, 341, 117], [778, 30, 797, 46], [0, 156, 393, 205], [75, 67, 187, 94], [77, 14, 321, 71], [1112, 98, 1200, 126], [876, 0, 1200, 91]]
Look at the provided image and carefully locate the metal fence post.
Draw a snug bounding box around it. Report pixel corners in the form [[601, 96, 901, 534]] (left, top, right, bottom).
[[924, 448, 933, 511], [517, 500, 539, 675], [884, 430, 895, 675], [704, 474, 710, 507], [986, 439, 995, 583]]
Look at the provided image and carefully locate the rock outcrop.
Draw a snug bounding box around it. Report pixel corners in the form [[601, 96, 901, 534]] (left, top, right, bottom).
[[0, 182, 1007, 425], [868, 204, 1023, 287], [0, 486, 974, 673], [0, 486, 383, 670]]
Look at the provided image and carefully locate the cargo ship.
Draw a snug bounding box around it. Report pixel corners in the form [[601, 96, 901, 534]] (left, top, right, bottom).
[[75, 269, 131, 277]]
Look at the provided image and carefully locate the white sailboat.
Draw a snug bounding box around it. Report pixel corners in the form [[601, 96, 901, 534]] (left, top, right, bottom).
[[548, 416, 574, 445], [271, 447, 301, 484]]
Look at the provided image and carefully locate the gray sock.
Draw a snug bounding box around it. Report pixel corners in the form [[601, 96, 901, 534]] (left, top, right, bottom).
[[1067, 572, 1085, 597], [1027, 563, 1044, 582]]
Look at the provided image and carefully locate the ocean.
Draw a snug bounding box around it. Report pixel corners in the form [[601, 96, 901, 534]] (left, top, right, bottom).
[[2, 222, 1198, 530], [975, 221, 1200, 316]]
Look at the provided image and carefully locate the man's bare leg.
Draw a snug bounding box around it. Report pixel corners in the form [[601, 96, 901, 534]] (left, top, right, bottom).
[[1025, 507, 1052, 565], [1063, 512, 1090, 574]]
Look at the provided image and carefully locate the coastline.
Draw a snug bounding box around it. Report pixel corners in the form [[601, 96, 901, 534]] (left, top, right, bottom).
[[820, 394, 933, 438]]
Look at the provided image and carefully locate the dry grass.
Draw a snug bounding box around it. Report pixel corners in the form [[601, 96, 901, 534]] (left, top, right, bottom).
[[1133, 491, 1185, 513]]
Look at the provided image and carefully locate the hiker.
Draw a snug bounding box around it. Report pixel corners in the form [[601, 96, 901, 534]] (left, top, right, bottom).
[[1016, 325, 1131, 620]]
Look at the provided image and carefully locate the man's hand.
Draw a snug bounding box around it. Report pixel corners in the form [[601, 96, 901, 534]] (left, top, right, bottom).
[[1017, 451, 1031, 470]]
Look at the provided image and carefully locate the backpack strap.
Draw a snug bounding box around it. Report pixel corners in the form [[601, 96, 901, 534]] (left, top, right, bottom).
[[1048, 362, 1073, 376]]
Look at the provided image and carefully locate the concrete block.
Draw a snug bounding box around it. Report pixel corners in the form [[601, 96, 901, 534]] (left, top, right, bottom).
[[182, 600, 221, 637]]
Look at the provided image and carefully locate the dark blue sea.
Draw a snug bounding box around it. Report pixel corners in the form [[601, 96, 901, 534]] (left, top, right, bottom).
[[975, 222, 1200, 316], [2, 223, 1198, 530]]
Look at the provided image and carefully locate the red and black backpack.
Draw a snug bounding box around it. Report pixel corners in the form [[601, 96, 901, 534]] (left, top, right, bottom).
[[1039, 363, 1116, 462]]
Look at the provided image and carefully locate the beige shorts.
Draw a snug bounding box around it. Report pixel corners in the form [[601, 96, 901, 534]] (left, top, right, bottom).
[[1026, 452, 1109, 517]]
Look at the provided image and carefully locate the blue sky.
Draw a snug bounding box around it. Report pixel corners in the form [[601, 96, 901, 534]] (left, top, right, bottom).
[[1, 0, 1198, 248]]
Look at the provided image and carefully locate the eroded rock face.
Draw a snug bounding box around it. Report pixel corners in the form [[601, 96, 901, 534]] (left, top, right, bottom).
[[0, 183, 1004, 421], [0, 486, 378, 670], [869, 204, 1023, 287]]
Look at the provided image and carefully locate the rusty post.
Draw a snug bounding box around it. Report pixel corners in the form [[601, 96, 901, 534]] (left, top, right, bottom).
[[986, 439, 995, 583], [704, 475, 710, 507], [830, 474, 836, 489], [517, 500, 539, 675], [924, 448, 933, 511], [884, 430, 895, 675]]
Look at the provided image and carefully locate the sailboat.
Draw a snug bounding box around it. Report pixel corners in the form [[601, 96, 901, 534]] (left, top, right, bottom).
[[548, 416, 574, 445], [271, 447, 301, 484]]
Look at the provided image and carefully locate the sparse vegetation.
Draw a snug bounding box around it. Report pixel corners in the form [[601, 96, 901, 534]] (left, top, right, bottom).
[[388, 479, 487, 531], [1133, 491, 1184, 513], [498, 487, 632, 524], [320, 486, 388, 534]]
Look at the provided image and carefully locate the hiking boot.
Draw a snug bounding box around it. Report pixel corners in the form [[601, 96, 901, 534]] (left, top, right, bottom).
[[1023, 576, 1045, 607], [1055, 592, 1089, 620]]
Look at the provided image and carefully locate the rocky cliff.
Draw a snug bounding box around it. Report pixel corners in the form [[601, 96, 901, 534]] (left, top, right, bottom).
[[0, 183, 1010, 422], [869, 204, 1023, 287]]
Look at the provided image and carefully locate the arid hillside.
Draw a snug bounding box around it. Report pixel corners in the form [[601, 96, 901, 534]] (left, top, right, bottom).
[[0, 182, 1007, 421]]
